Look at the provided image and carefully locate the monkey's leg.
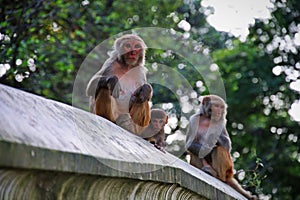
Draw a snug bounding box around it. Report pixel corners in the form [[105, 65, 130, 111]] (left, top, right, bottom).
[[129, 84, 152, 127], [95, 76, 119, 122], [226, 178, 257, 200], [189, 153, 204, 169], [129, 101, 151, 127], [211, 146, 234, 182], [212, 146, 257, 200], [146, 134, 165, 152]]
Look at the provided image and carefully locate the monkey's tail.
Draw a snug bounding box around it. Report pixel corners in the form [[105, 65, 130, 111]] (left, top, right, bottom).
[[226, 178, 257, 200]]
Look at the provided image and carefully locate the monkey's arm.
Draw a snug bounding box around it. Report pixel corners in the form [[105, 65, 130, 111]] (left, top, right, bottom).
[[140, 126, 157, 138], [129, 84, 152, 127], [187, 141, 203, 155], [185, 114, 198, 148], [149, 132, 166, 153], [217, 128, 232, 153], [186, 114, 212, 158], [186, 115, 200, 154], [86, 59, 114, 97], [157, 130, 165, 148], [116, 113, 149, 135]]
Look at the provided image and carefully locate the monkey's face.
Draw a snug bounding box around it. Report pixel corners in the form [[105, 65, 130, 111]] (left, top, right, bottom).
[[121, 40, 143, 66], [151, 118, 166, 131], [210, 103, 224, 122]]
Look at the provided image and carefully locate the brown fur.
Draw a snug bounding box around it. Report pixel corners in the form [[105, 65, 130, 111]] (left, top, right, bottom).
[[95, 88, 114, 122], [227, 178, 256, 200], [86, 34, 151, 135], [140, 109, 168, 151], [211, 146, 234, 182], [186, 95, 257, 200], [130, 102, 151, 127]]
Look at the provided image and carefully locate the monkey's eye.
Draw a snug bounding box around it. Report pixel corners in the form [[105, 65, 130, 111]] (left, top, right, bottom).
[[125, 43, 131, 48], [134, 44, 142, 49]]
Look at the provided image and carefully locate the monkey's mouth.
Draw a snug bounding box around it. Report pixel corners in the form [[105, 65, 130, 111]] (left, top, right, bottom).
[[212, 113, 222, 119], [128, 56, 137, 60], [127, 49, 141, 57], [153, 125, 160, 129]]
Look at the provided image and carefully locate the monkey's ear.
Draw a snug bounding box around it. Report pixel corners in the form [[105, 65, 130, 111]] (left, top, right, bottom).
[[114, 37, 123, 51], [165, 116, 168, 124], [202, 96, 211, 105]]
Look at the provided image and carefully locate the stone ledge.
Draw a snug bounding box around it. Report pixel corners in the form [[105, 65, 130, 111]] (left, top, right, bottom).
[[0, 169, 205, 200], [0, 84, 246, 199]]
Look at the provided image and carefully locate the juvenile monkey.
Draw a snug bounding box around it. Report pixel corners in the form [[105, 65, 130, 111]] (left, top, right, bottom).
[[140, 109, 168, 152], [86, 34, 152, 134], [186, 95, 257, 200]]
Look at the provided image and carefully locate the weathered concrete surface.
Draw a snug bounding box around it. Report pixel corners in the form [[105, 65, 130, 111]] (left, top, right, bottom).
[[0, 84, 246, 200], [0, 169, 204, 200]]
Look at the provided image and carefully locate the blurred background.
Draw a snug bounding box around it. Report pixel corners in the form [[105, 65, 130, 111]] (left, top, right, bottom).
[[1, 0, 299, 199]]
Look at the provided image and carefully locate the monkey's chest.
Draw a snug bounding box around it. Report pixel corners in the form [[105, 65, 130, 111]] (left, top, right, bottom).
[[196, 123, 221, 142], [115, 73, 146, 113]]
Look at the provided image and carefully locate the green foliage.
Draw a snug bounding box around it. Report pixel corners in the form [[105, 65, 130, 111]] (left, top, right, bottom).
[[210, 0, 300, 198], [1, 0, 299, 199]]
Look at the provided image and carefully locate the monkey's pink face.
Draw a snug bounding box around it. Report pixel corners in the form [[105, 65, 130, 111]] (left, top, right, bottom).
[[151, 118, 165, 130], [211, 103, 224, 121], [121, 40, 143, 66]]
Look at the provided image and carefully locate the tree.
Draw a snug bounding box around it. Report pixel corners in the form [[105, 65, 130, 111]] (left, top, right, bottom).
[[1, 0, 299, 199], [0, 0, 182, 103], [211, 0, 300, 198]]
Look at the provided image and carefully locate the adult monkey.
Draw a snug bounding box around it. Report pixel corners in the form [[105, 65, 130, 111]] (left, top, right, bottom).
[[86, 34, 152, 134], [186, 95, 257, 200], [140, 109, 168, 152]]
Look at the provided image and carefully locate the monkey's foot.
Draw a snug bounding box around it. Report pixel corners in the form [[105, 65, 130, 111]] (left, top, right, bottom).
[[154, 144, 166, 153], [130, 84, 152, 106], [249, 195, 258, 200], [95, 76, 120, 98], [116, 113, 137, 134], [201, 165, 217, 177]]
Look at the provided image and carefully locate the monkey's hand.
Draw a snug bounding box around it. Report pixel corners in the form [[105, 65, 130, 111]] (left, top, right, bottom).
[[154, 143, 166, 153], [129, 84, 152, 106], [250, 195, 258, 200], [187, 142, 202, 156], [147, 138, 166, 153], [95, 75, 120, 98]]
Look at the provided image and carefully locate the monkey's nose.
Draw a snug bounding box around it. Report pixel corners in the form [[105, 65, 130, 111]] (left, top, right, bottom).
[[130, 50, 137, 55]]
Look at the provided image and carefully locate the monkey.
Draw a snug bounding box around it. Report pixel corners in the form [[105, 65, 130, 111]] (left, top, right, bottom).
[[86, 34, 152, 134], [140, 109, 168, 152], [185, 95, 257, 200]]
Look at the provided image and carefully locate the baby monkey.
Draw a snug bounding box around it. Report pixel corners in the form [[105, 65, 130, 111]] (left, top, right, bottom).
[[140, 109, 168, 152]]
